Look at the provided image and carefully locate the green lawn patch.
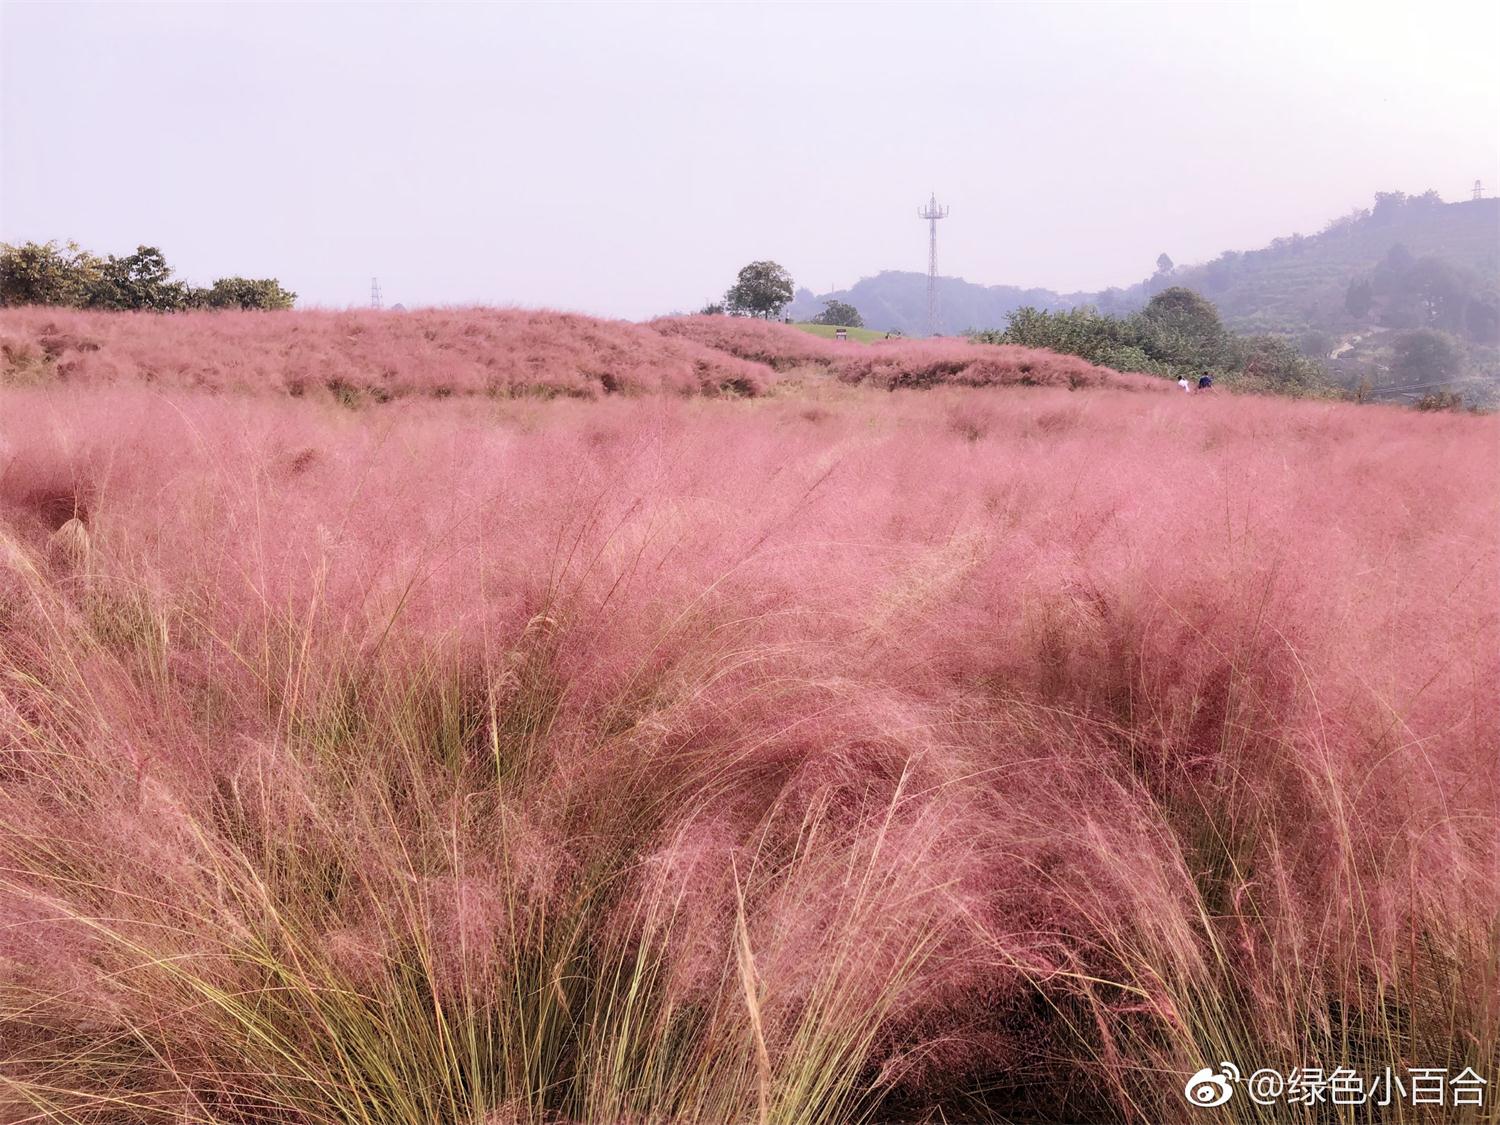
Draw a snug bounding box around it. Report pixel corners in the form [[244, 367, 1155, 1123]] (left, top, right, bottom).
[[791, 322, 889, 344]]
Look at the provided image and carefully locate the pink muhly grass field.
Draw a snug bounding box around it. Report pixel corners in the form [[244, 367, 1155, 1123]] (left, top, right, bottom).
[[0, 306, 774, 401], [650, 314, 1164, 392], [0, 312, 1496, 1124]]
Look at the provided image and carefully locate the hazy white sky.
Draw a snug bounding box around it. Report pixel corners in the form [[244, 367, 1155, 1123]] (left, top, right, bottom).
[[3, 1, 1497, 318]]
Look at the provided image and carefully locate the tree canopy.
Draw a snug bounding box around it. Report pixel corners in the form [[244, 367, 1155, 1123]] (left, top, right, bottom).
[[724, 261, 794, 320], [811, 299, 863, 328], [88, 246, 187, 312], [1139, 286, 1234, 369], [193, 276, 297, 311], [1392, 329, 1463, 386], [0, 240, 296, 311], [0, 241, 104, 308]]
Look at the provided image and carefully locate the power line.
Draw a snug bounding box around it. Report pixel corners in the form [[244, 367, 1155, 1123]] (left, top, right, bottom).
[[1376, 375, 1487, 395]]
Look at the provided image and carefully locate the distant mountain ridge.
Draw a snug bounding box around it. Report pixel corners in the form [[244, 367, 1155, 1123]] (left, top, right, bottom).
[[786, 272, 1084, 338], [787, 193, 1500, 340]]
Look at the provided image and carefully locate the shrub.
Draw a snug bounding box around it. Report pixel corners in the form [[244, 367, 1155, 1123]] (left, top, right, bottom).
[[1415, 389, 1467, 412], [1, 240, 106, 308], [190, 276, 298, 310]]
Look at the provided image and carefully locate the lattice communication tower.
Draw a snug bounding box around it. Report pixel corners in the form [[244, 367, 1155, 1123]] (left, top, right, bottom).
[[918, 193, 949, 336]]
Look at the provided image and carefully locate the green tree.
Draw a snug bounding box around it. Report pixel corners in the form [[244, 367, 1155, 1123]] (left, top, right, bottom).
[[1139, 287, 1231, 367], [1155, 253, 1174, 274], [1391, 329, 1462, 386], [1234, 335, 1324, 390], [0, 240, 104, 307], [1142, 286, 1221, 332], [724, 261, 794, 320], [90, 245, 188, 311], [192, 276, 297, 310], [1397, 257, 1473, 333], [1298, 329, 1335, 358], [811, 299, 863, 328]]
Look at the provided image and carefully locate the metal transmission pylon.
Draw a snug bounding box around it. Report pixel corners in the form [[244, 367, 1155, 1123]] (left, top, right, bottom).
[[1474, 180, 1485, 201], [370, 277, 383, 310], [917, 192, 949, 336]]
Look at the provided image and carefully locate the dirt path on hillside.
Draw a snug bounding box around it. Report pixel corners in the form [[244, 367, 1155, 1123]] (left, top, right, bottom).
[[1331, 333, 1364, 359]]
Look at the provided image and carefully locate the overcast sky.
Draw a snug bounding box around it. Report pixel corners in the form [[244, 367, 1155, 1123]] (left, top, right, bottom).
[[3, 1, 1497, 318]]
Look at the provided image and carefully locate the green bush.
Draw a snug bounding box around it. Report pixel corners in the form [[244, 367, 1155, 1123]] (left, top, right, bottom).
[[973, 289, 1336, 398]]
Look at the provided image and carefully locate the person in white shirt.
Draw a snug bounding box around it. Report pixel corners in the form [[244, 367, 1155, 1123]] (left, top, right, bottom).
[[1177, 377, 1192, 393]]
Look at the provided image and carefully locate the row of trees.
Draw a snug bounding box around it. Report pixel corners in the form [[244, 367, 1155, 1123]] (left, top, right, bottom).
[[977, 287, 1328, 393], [0, 240, 296, 311]]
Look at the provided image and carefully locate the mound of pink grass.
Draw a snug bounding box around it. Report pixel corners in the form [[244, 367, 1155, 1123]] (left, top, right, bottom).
[[0, 377, 1494, 1123], [651, 313, 848, 367], [651, 314, 1165, 391], [0, 306, 775, 400]]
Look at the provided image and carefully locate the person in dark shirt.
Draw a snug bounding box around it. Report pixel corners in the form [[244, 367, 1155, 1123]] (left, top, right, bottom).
[[1197, 372, 1214, 391]]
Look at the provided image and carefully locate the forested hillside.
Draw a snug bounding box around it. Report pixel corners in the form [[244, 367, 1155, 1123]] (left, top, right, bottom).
[[788, 192, 1499, 403], [1161, 193, 1498, 336]]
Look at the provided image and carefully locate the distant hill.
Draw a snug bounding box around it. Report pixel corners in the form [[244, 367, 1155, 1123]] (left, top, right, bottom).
[[789, 193, 1500, 341], [786, 273, 1080, 338]]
